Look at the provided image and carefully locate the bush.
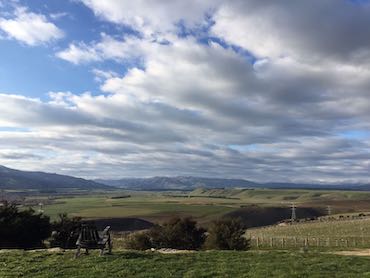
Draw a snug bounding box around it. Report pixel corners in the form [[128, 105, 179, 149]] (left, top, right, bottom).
[[124, 232, 152, 250], [124, 217, 206, 250], [204, 218, 250, 250], [0, 202, 51, 248], [50, 213, 82, 248], [149, 217, 206, 250]]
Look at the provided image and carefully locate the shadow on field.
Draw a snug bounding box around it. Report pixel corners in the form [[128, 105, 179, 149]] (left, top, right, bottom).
[[226, 205, 325, 228], [85, 218, 154, 232]]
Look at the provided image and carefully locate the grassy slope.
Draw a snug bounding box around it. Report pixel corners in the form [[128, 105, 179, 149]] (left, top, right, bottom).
[[31, 189, 370, 225], [37, 194, 236, 222], [1, 250, 370, 278], [191, 188, 370, 205], [248, 217, 370, 238]]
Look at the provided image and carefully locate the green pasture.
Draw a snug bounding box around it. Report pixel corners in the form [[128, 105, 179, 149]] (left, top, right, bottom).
[[190, 188, 370, 205], [249, 218, 370, 239], [30, 188, 370, 223], [36, 193, 237, 222], [1, 250, 370, 277]]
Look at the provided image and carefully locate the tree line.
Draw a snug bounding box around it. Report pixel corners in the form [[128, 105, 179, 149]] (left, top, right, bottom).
[[0, 202, 249, 251]]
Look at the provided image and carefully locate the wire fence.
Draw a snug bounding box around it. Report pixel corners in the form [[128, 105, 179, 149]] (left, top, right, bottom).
[[250, 236, 370, 249]]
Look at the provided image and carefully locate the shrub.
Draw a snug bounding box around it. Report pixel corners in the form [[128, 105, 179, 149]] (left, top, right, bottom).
[[149, 217, 206, 250], [204, 218, 250, 250], [50, 213, 82, 248], [0, 202, 51, 248], [124, 217, 206, 250], [124, 232, 152, 250]]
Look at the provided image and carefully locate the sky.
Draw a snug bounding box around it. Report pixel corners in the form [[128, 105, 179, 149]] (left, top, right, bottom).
[[0, 0, 370, 183]]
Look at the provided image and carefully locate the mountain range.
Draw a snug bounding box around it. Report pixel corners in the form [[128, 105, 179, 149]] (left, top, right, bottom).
[[96, 176, 370, 191], [1, 165, 370, 192], [95, 176, 259, 190], [0, 165, 110, 191]]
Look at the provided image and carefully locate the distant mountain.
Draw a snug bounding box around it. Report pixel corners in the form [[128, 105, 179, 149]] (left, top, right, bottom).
[[0, 165, 112, 190], [96, 176, 370, 191], [95, 176, 259, 190], [260, 182, 370, 191]]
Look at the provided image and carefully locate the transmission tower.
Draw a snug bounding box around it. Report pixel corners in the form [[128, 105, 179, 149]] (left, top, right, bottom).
[[291, 203, 296, 222]]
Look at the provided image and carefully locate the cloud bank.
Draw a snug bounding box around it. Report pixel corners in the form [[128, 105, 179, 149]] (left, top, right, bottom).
[[1, 0, 370, 183]]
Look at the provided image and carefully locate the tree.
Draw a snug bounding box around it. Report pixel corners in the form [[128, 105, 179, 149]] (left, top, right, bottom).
[[0, 202, 51, 248], [204, 218, 250, 250]]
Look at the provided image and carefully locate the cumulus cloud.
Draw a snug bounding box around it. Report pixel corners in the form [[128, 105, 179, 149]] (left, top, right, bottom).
[[56, 33, 145, 64], [211, 0, 370, 64], [3, 31, 370, 182], [78, 0, 220, 37], [2, 1, 370, 182], [0, 6, 64, 46]]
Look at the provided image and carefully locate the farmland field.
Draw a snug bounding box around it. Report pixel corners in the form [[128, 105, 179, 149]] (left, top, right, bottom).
[[1, 249, 370, 278], [29, 188, 370, 221], [247, 216, 370, 249], [22, 187, 370, 248], [249, 217, 370, 239], [29, 193, 238, 223]]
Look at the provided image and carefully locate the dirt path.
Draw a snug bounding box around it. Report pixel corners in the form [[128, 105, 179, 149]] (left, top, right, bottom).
[[330, 249, 370, 256]]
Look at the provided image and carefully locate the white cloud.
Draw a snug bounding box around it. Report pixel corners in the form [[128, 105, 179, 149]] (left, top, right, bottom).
[[56, 42, 100, 64], [79, 0, 220, 37], [56, 33, 145, 64], [3, 32, 370, 181], [0, 6, 64, 46], [49, 12, 69, 20], [211, 0, 370, 64], [92, 69, 119, 83], [2, 1, 370, 182]]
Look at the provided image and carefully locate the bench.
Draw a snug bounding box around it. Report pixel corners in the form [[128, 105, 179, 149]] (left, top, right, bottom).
[[75, 224, 112, 257]]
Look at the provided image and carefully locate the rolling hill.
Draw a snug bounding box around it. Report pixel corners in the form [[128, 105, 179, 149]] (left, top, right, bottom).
[[96, 176, 370, 191], [0, 165, 112, 190], [95, 176, 259, 190]]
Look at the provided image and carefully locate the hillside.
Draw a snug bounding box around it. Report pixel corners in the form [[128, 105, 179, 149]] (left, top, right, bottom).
[[96, 176, 259, 190], [248, 216, 370, 239], [97, 176, 370, 191], [0, 165, 112, 191], [2, 250, 370, 277], [189, 187, 370, 203]]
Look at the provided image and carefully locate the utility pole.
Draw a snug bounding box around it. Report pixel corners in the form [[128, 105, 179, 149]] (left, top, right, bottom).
[[0, 189, 5, 206], [291, 203, 296, 223], [327, 205, 332, 216]]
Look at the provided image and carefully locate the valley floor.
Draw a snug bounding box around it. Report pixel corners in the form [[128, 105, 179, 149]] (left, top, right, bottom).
[[1, 249, 370, 277]]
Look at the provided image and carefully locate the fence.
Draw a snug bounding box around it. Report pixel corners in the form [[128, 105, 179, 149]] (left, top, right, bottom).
[[249, 236, 370, 249]]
